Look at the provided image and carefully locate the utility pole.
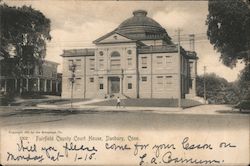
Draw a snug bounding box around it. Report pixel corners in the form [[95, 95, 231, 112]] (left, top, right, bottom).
[[176, 28, 183, 108], [69, 61, 76, 109], [189, 34, 195, 51], [203, 66, 207, 104], [121, 68, 124, 95]]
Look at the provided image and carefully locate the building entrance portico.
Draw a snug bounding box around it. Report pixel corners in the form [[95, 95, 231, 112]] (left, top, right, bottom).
[[108, 77, 120, 94]]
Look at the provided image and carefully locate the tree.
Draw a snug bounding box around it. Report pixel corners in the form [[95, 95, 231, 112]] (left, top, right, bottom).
[[0, 4, 51, 93], [196, 73, 234, 104], [206, 0, 250, 67], [236, 64, 250, 100]]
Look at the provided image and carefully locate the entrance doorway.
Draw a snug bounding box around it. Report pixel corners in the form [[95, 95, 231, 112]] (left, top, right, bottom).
[[109, 77, 120, 94]]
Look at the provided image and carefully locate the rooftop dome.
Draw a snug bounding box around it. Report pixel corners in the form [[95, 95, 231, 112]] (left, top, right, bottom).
[[116, 10, 170, 41]]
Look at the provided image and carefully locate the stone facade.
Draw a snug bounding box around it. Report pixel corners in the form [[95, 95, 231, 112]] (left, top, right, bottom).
[[61, 10, 198, 99]]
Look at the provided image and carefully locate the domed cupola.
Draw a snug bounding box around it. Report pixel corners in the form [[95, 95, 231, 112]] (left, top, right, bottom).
[[116, 10, 171, 41]]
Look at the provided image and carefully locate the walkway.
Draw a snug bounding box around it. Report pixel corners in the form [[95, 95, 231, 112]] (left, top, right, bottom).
[[37, 98, 108, 109], [36, 100, 249, 116], [63, 98, 108, 107]]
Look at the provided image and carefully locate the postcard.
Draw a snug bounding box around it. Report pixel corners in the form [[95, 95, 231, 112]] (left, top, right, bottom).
[[0, 0, 249, 165]]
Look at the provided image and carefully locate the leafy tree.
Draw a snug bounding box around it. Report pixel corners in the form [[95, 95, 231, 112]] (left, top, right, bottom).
[[0, 4, 51, 93], [196, 73, 234, 104], [236, 64, 250, 100], [206, 0, 250, 107], [206, 0, 250, 67]]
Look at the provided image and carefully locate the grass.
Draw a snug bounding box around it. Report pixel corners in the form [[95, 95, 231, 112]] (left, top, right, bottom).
[[234, 100, 250, 111], [0, 94, 15, 106], [0, 93, 201, 108], [0, 93, 88, 106], [11, 98, 89, 106], [87, 98, 202, 108], [41, 98, 89, 105]]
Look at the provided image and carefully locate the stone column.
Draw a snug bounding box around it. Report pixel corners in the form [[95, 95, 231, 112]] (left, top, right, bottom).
[[44, 79, 47, 92], [50, 80, 53, 92], [37, 78, 40, 92], [56, 81, 58, 93]]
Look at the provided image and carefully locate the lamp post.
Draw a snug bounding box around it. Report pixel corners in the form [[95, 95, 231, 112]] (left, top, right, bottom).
[[69, 62, 76, 109]]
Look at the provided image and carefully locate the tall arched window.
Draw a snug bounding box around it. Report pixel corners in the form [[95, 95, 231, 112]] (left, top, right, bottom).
[[110, 51, 121, 70]]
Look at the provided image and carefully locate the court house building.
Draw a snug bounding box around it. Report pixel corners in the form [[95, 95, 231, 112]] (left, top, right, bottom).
[[61, 10, 198, 99]]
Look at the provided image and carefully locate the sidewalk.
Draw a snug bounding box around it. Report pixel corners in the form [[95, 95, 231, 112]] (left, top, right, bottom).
[[36, 99, 249, 116], [63, 98, 107, 106]]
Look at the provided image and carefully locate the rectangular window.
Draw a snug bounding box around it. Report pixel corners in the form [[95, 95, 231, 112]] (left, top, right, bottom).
[[157, 76, 163, 89], [189, 62, 193, 72], [141, 57, 147, 69], [90, 77, 94, 83], [75, 59, 81, 71], [166, 76, 172, 85], [127, 58, 132, 67], [52, 71, 57, 78], [157, 76, 163, 84], [99, 83, 103, 90], [75, 78, 81, 91], [68, 59, 74, 70], [75, 59, 81, 66], [89, 58, 95, 70], [157, 56, 163, 66], [166, 56, 172, 64], [110, 59, 120, 70], [127, 76, 132, 89], [68, 59, 73, 64], [128, 83, 132, 89], [99, 59, 104, 70], [141, 76, 147, 82], [99, 77, 103, 90]]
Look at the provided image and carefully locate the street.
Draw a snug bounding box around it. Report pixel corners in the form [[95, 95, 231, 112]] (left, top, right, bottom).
[[0, 105, 249, 130], [0, 105, 249, 165]]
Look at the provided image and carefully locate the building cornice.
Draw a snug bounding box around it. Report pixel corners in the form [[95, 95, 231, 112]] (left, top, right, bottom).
[[60, 48, 95, 57]]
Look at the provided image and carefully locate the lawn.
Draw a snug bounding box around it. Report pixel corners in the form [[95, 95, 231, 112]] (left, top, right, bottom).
[[41, 98, 89, 105], [0, 94, 89, 106], [11, 98, 89, 106], [87, 98, 202, 108], [234, 100, 250, 111]]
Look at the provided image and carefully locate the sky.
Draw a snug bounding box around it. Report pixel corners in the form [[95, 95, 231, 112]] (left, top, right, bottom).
[[3, 0, 245, 82]]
